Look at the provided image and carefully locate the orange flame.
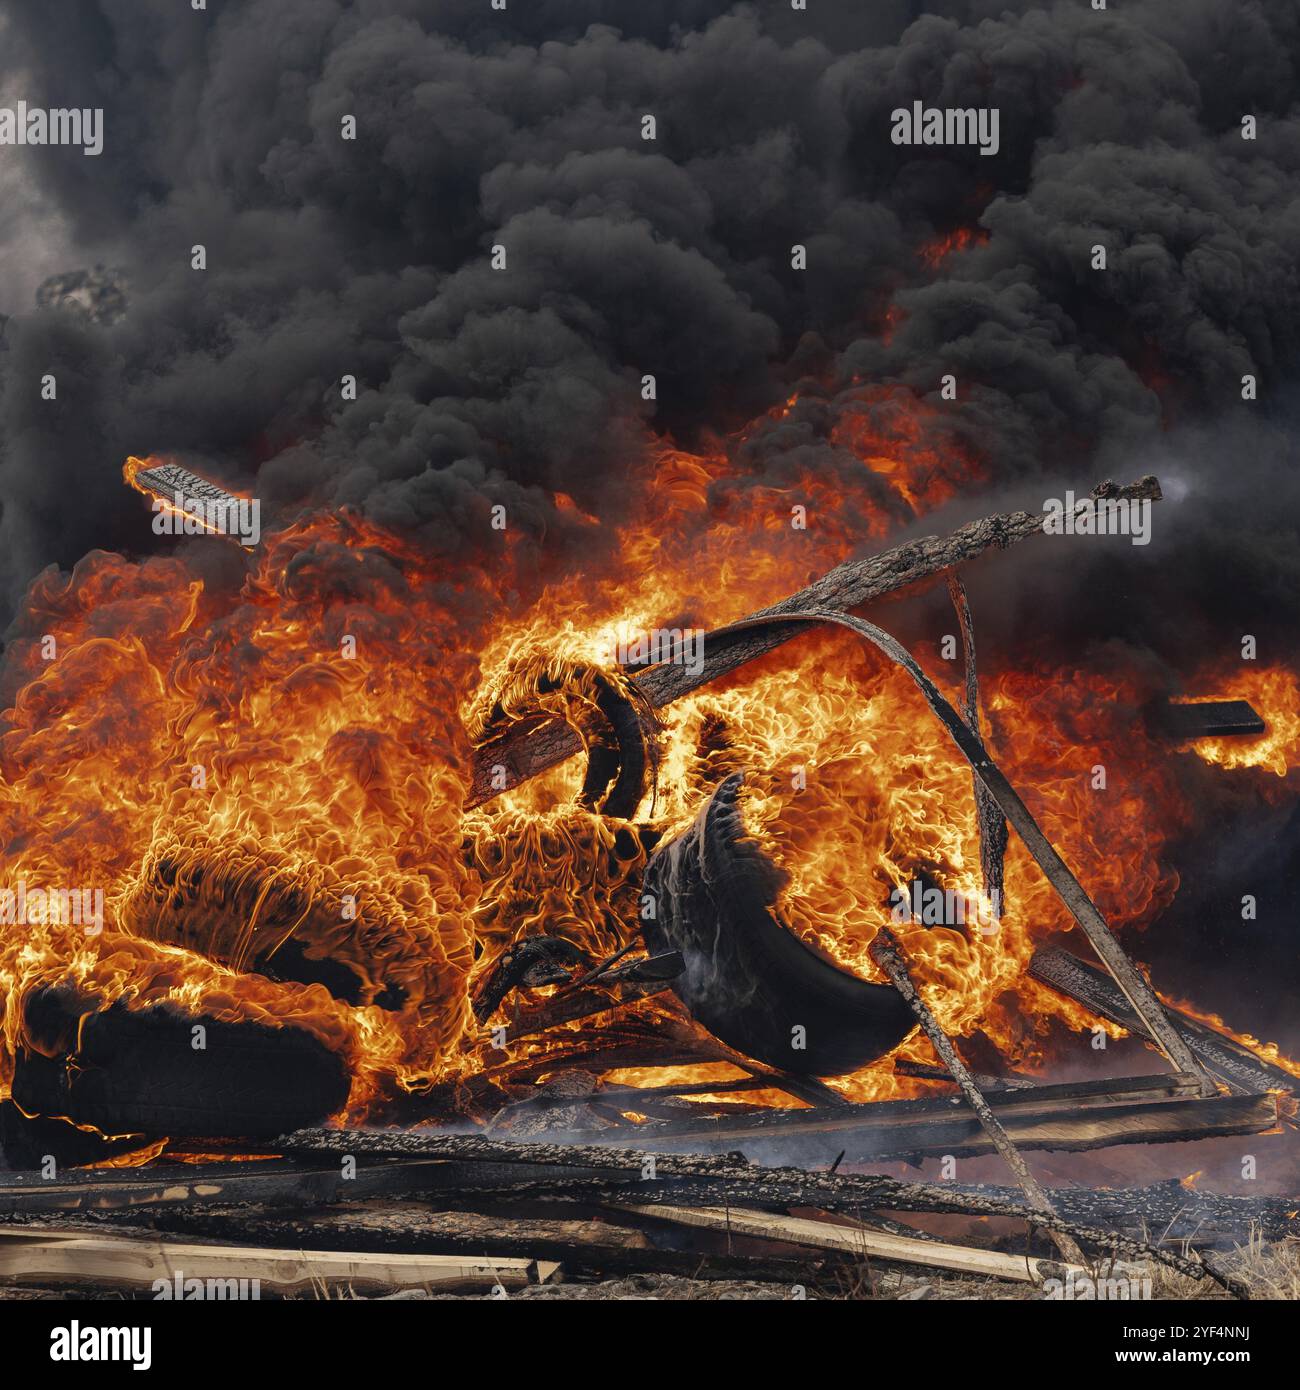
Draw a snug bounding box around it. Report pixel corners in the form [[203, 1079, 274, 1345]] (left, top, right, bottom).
[[0, 403, 1296, 1123]]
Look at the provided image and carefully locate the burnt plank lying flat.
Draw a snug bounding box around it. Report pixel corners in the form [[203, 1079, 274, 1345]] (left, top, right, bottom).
[[1030, 947, 1298, 1096], [296, 1074, 1206, 1150], [276, 1078, 1275, 1164], [615, 1092, 1278, 1160], [55, 1204, 824, 1284], [1158, 700, 1266, 740], [0, 1229, 556, 1296], [0, 1157, 624, 1217], [611, 1203, 1087, 1285], [939, 1180, 1300, 1246]]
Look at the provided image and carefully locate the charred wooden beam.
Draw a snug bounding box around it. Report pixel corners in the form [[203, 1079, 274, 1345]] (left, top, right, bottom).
[[1158, 700, 1266, 740], [1029, 947, 1298, 1096], [467, 477, 1162, 806], [0, 1157, 618, 1217], [936, 1180, 1300, 1246], [1077, 1184, 1298, 1245], [617, 1091, 1278, 1161], [947, 573, 1007, 913], [614, 1203, 1089, 1285], [124, 458, 257, 550], [870, 925, 1084, 1265], [276, 1084, 1273, 1173], [279, 1073, 1269, 1164], [287, 1073, 1201, 1156]]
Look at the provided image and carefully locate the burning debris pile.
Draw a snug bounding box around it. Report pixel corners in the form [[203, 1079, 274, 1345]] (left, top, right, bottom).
[[0, 456, 1296, 1299], [1, 0, 1299, 1305]]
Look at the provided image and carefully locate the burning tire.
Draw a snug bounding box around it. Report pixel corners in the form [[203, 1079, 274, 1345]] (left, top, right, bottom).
[[641, 773, 915, 1076], [10, 987, 351, 1142], [469, 653, 659, 818], [0, 1101, 156, 1171]]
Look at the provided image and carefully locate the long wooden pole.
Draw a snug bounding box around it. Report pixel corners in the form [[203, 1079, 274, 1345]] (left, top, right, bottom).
[[870, 925, 1086, 1267]]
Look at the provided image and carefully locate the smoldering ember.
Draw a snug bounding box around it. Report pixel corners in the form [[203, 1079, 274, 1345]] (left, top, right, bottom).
[[0, 0, 1297, 1334]]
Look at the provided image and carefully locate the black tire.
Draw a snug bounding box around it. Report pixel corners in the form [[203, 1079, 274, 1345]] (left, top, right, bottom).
[[642, 773, 915, 1075], [11, 988, 351, 1139], [473, 658, 657, 819], [0, 1100, 159, 1171]]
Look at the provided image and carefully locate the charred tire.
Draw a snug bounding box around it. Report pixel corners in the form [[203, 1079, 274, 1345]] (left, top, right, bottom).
[[642, 773, 915, 1075], [11, 990, 351, 1139], [0, 1100, 157, 1171], [472, 658, 657, 818]]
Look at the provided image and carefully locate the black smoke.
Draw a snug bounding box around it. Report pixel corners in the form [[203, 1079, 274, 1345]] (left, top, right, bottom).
[[0, 0, 1297, 1064], [0, 0, 1297, 660]]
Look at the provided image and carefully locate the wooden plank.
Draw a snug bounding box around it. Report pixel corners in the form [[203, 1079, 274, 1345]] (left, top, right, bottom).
[[1159, 700, 1265, 740], [54, 1205, 824, 1284], [269, 1083, 1273, 1167], [0, 1229, 556, 1296], [614, 1204, 1086, 1285], [275, 1073, 1208, 1160], [937, 1182, 1300, 1246], [0, 1157, 612, 1217], [1030, 948, 1298, 1096], [594, 1072, 1204, 1139], [623, 1091, 1279, 1158]]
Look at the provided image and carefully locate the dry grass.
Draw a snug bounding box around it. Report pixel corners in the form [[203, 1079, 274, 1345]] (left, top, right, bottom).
[[1210, 1235, 1300, 1300]]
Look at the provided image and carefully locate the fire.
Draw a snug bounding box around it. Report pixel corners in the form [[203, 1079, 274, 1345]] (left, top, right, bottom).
[[1162, 996, 1300, 1084], [828, 386, 982, 529], [918, 227, 989, 268], [1185, 667, 1300, 776], [1, 394, 1297, 1128], [628, 653, 1183, 1098], [0, 513, 484, 1114]]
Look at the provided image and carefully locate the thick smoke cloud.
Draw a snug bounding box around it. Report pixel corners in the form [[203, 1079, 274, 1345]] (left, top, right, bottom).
[[0, 0, 1297, 672]]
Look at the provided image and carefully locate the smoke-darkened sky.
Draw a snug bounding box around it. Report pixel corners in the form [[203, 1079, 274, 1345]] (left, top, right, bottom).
[[0, 0, 1297, 661]]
